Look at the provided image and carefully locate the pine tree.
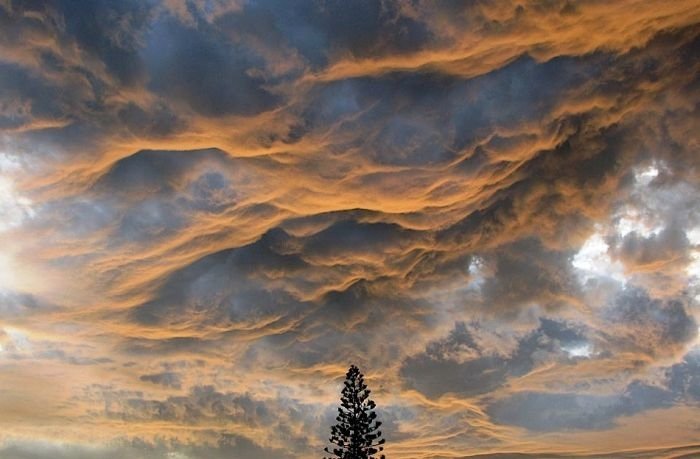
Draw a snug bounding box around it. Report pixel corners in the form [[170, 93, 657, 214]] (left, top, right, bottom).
[[324, 365, 386, 459]]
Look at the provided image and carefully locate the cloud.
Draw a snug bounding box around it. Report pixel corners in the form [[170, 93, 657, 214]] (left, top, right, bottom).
[[139, 372, 182, 389], [486, 381, 674, 432], [486, 348, 700, 433], [1, 1, 699, 458], [401, 318, 590, 398], [667, 350, 700, 401], [143, 15, 282, 117], [79, 384, 316, 456], [0, 290, 45, 316], [0, 436, 294, 459], [601, 287, 697, 358], [479, 238, 580, 314]]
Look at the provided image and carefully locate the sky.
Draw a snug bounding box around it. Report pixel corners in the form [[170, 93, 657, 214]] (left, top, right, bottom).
[[0, 0, 700, 458]]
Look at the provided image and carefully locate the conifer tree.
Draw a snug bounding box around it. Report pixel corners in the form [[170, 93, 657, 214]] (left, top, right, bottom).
[[324, 364, 386, 459]]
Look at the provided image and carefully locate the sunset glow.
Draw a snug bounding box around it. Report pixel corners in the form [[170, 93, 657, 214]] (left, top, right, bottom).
[[1, 1, 700, 458]]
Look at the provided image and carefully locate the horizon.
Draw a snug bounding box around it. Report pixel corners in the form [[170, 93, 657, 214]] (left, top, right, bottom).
[[1, 1, 700, 458]]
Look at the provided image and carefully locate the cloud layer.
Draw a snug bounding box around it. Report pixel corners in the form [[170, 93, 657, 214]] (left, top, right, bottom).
[[1, 1, 699, 458]]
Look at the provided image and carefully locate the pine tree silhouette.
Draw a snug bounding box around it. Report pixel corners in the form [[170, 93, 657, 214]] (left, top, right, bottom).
[[324, 365, 386, 459]]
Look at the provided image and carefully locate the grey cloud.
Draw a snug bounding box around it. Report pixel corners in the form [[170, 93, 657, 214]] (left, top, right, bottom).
[[0, 334, 112, 365], [0, 61, 76, 131], [33, 349, 112, 366], [480, 238, 579, 314], [120, 336, 212, 357], [296, 54, 599, 168], [213, 0, 432, 70], [0, 290, 46, 316], [0, 0, 154, 141], [1, 3, 700, 457], [456, 446, 700, 459], [75, 148, 249, 245], [0, 441, 133, 459], [401, 318, 589, 398], [448, 54, 600, 146], [117, 102, 184, 138], [186, 170, 239, 213], [301, 219, 425, 263], [95, 148, 231, 196], [487, 348, 700, 432], [116, 198, 184, 242], [0, 436, 294, 459], [25, 148, 250, 255], [614, 215, 692, 271], [667, 351, 700, 401], [84, 385, 312, 457], [128, 215, 431, 335], [139, 372, 182, 389], [401, 338, 510, 398], [129, 227, 308, 328], [601, 287, 697, 357], [143, 16, 281, 116], [51, 0, 152, 85], [41, 197, 117, 237], [487, 380, 673, 432], [107, 385, 272, 425]]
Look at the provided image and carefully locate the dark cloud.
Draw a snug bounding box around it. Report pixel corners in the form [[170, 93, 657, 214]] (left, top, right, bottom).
[[129, 227, 308, 328], [616, 222, 690, 269], [95, 148, 230, 196], [667, 351, 700, 401], [295, 53, 601, 169], [486, 348, 700, 433], [480, 238, 580, 314], [487, 380, 674, 432], [49, 0, 152, 85], [401, 318, 589, 398], [1, 1, 700, 458], [117, 102, 183, 138], [144, 16, 282, 117], [401, 322, 511, 398], [486, 348, 700, 434], [127, 212, 434, 335], [139, 371, 182, 389], [601, 287, 697, 357], [214, 0, 432, 69], [0, 61, 76, 131]]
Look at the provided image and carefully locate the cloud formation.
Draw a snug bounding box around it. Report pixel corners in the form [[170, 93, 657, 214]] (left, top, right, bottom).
[[1, 1, 699, 457]]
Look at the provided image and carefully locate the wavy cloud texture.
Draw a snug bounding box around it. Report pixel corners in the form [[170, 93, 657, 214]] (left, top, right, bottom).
[[1, 1, 699, 458]]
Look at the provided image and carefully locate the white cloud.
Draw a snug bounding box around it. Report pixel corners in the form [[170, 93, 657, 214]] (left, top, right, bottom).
[[572, 230, 626, 284], [0, 153, 34, 232], [687, 227, 700, 246], [615, 206, 663, 238], [634, 164, 659, 186], [563, 343, 593, 358]]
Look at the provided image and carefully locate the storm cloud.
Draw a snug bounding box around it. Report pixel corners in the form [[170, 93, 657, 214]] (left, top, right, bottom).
[[1, 1, 699, 458]]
